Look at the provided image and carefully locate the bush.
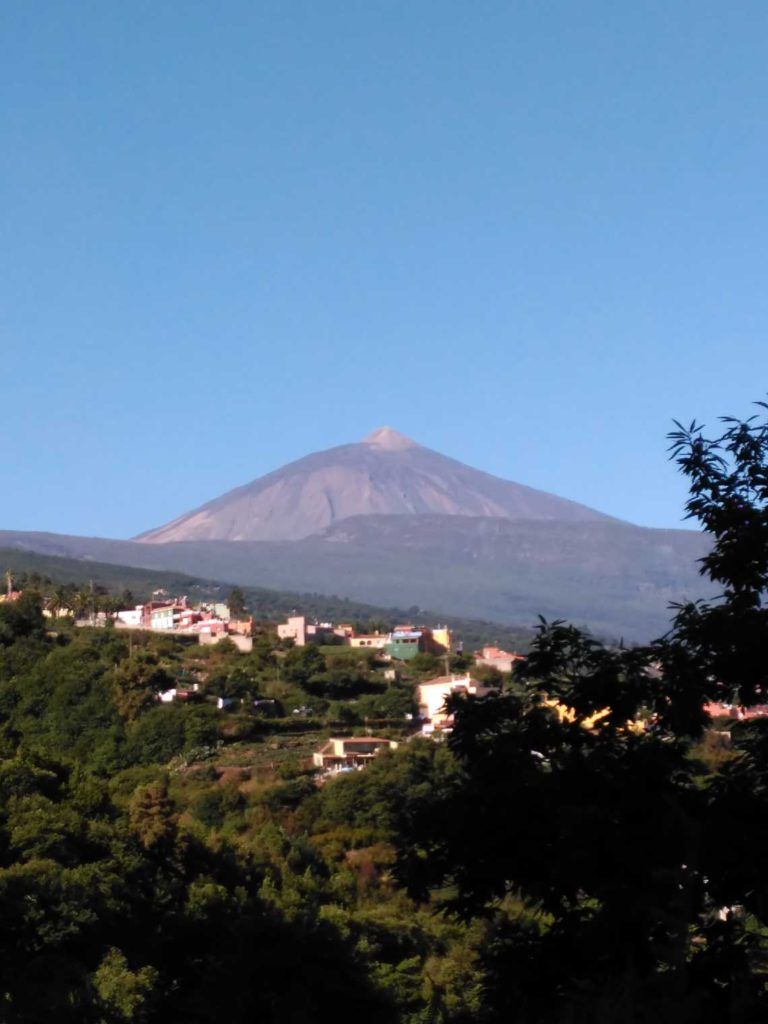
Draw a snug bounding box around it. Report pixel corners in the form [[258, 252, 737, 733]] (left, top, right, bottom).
[[354, 687, 415, 720], [125, 707, 186, 765], [282, 646, 325, 685], [192, 784, 243, 828], [184, 706, 219, 750], [407, 653, 441, 675], [0, 593, 45, 646], [305, 668, 383, 700]]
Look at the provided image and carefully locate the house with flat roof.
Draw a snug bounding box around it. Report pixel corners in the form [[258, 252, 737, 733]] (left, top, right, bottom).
[[417, 673, 496, 732], [312, 736, 398, 773], [387, 629, 423, 660], [277, 615, 337, 646], [349, 633, 389, 649], [474, 646, 526, 673]]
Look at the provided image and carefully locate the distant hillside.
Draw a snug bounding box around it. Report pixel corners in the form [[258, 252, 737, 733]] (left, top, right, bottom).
[[0, 547, 533, 652], [0, 514, 714, 641]]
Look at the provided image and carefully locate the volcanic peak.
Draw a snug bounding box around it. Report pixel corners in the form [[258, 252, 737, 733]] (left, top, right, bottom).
[[135, 428, 615, 544], [362, 427, 418, 450]]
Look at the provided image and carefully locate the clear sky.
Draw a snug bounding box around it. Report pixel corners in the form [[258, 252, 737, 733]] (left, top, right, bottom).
[[3, 1, 768, 538]]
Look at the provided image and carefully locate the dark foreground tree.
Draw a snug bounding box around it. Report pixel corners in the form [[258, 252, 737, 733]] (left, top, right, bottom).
[[0, 753, 397, 1024], [393, 404, 768, 1024], [227, 587, 248, 619]]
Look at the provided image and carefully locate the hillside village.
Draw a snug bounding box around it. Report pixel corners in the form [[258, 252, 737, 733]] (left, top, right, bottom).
[[0, 573, 527, 776], [136, 607, 525, 772], [5, 572, 763, 759], [4, 577, 765, 761]]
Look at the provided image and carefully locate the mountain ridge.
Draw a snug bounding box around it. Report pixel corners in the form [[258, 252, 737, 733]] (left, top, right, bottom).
[[0, 517, 714, 641]]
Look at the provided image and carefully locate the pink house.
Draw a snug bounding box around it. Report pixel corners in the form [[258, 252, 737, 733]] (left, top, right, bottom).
[[474, 646, 525, 674]]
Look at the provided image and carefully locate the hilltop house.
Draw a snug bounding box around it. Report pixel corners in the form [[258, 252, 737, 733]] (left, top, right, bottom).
[[386, 624, 453, 660], [114, 597, 252, 649], [276, 615, 452, 659], [312, 736, 398, 774], [349, 632, 389, 649], [474, 646, 526, 673], [417, 673, 496, 733], [277, 615, 338, 646], [386, 629, 423, 661]]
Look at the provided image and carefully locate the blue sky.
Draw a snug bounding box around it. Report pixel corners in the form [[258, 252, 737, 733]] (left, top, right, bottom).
[[3, 1, 768, 537]]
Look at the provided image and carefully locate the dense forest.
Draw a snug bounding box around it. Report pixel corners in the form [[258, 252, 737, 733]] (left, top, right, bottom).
[[0, 591, 494, 1023], [3, 407, 768, 1022]]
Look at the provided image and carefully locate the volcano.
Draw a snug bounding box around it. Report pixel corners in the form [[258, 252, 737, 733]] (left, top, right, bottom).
[[136, 427, 615, 543]]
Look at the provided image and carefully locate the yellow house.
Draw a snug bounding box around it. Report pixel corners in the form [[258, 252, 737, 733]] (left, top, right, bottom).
[[312, 736, 398, 773], [430, 626, 452, 653]]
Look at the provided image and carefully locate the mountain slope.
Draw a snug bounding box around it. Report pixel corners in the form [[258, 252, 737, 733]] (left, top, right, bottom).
[[0, 518, 714, 641], [136, 427, 615, 543], [0, 546, 532, 651]]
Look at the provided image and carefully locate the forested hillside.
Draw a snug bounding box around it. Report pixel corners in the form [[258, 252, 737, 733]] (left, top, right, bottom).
[[0, 593, 492, 1022], [0, 547, 533, 652]]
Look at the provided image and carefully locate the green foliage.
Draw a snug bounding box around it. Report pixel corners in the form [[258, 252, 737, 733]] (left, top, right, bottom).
[[390, 402, 768, 1022], [129, 778, 175, 849], [0, 744, 401, 1022], [407, 652, 441, 675], [0, 589, 481, 1022], [354, 685, 416, 721], [282, 644, 325, 685], [305, 665, 384, 700], [0, 634, 125, 765], [125, 707, 185, 765], [312, 741, 459, 838], [192, 783, 243, 828], [93, 948, 158, 1022], [182, 704, 219, 748], [227, 586, 247, 618], [113, 651, 172, 723], [0, 591, 45, 646]]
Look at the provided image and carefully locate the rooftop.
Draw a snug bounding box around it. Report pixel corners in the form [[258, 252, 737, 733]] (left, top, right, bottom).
[[419, 674, 476, 688]]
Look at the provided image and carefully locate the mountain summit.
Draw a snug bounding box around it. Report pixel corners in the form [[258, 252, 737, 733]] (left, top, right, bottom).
[[4, 428, 708, 639], [135, 430, 615, 544], [362, 426, 419, 450]]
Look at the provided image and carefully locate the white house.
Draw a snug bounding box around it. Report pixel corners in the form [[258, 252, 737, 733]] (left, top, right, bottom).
[[416, 674, 495, 731]]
